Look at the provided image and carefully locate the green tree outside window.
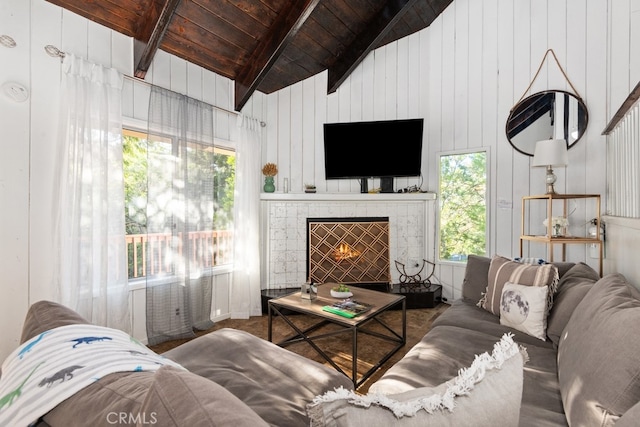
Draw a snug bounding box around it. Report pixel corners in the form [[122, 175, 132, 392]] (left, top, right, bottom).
[[123, 130, 235, 279], [439, 151, 487, 261]]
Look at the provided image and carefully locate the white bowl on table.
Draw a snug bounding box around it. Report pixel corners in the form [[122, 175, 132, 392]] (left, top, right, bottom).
[[330, 290, 353, 299]]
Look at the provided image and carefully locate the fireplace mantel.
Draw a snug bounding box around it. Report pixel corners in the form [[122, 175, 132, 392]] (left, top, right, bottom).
[[260, 192, 437, 202], [260, 192, 437, 290]]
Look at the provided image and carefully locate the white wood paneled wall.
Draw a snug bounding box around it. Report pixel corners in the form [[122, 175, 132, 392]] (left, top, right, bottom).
[[0, 0, 266, 357], [1, 0, 639, 360], [263, 0, 611, 292], [602, 0, 640, 288], [607, 103, 640, 218]]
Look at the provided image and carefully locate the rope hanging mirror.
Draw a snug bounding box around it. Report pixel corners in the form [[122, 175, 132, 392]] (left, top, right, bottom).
[[506, 49, 589, 156]]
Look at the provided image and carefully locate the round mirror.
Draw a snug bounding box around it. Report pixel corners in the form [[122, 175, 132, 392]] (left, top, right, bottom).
[[506, 90, 588, 156]]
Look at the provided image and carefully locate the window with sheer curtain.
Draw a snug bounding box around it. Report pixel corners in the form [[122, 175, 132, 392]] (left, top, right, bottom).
[[122, 128, 235, 282], [142, 86, 235, 345]]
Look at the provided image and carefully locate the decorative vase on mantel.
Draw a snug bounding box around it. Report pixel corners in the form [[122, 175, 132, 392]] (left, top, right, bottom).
[[261, 162, 278, 193], [263, 176, 275, 193]]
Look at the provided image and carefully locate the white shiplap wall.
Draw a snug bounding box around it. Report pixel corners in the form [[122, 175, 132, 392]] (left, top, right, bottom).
[[262, 0, 611, 296], [1, 0, 639, 361], [0, 0, 266, 358], [603, 0, 640, 289]]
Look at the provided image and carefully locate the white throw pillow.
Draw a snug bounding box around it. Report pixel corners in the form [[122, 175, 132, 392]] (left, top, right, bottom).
[[307, 333, 526, 427], [500, 281, 549, 341]]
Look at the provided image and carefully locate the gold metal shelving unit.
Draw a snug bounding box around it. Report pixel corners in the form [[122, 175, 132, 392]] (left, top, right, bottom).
[[520, 194, 602, 276]]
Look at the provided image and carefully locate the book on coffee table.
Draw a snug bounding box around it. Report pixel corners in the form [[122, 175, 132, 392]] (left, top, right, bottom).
[[322, 300, 372, 318]]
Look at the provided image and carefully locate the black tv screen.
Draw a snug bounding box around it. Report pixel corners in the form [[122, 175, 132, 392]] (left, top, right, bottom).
[[323, 119, 424, 179]]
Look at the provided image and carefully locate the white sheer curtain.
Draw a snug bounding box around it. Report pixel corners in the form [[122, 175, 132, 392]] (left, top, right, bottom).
[[231, 115, 263, 318], [53, 54, 130, 332], [145, 87, 217, 345]]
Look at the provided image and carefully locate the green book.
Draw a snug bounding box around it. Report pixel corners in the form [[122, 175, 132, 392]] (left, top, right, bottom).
[[322, 305, 357, 318], [322, 300, 372, 318]]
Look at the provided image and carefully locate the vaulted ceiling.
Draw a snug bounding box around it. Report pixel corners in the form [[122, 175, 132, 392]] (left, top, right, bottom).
[[45, 0, 453, 111]]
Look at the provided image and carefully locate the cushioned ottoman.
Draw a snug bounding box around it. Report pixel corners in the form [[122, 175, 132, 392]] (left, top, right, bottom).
[[164, 328, 354, 426]]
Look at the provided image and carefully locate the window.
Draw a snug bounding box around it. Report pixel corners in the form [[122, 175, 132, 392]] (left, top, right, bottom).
[[123, 129, 235, 280], [439, 151, 487, 261]]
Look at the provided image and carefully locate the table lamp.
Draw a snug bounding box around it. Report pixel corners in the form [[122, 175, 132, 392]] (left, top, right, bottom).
[[532, 139, 568, 194]]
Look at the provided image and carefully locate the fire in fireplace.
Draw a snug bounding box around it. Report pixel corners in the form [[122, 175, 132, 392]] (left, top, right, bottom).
[[307, 217, 391, 288], [333, 243, 361, 261]]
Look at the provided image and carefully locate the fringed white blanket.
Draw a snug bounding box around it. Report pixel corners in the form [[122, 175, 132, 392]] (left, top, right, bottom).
[[309, 333, 527, 419], [0, 324, 184, 427]]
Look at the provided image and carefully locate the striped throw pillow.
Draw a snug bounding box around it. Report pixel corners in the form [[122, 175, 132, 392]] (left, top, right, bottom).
[[479, 255, 559, 316]]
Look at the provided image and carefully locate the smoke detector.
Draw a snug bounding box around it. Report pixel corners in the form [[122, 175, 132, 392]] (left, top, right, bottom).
[[2, 81, 29, 102]]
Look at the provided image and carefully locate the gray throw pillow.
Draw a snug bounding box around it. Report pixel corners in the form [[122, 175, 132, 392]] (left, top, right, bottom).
[[461, 255, 491, 302], [558, 273, 640, 426], [546, 263, 599, 346]]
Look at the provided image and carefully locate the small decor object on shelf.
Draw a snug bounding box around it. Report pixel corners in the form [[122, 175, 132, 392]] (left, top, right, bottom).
[[262, 162, 278, 193], [543, 216, 569, 237], [330, 284, 353, 299], [304, 184, 316, 193]]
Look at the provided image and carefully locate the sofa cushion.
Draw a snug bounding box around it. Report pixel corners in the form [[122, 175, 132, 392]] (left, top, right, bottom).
[[309, 334, 525, 427], [616, 400, 640, 427], [20, 300, 89, 343], [7, 301, 188, 425], [163, 328, 354, 427], [432, 299, 555, 348], [17, 301, 174, 426], [558, 273, 640, 426], [41, 371, 155, 426], [546, 262, 599, 346], [500, 282, 549, 341], [480, 255, 558, 316], [140, 365, 269, 427]]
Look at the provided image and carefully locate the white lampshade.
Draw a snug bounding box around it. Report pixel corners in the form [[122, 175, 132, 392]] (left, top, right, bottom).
[[532, 139, 568, 167]]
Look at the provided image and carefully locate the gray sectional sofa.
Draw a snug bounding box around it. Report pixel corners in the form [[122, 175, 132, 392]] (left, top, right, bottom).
[[5, 255, 640, 426], [366, 255, 640, 426]]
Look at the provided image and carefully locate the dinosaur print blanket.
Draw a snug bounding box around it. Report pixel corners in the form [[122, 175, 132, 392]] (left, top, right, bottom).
[[0, 324, 184, 426]]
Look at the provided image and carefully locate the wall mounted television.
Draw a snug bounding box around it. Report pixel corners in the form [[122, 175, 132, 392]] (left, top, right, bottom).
[[323, 118, 424, 193]]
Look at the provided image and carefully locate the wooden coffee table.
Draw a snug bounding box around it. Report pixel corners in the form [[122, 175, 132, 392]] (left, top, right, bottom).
[[268, 284, 406, 388]]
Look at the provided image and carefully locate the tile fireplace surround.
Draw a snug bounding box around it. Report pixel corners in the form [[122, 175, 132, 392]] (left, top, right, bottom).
[[260, 193, 437, 290]]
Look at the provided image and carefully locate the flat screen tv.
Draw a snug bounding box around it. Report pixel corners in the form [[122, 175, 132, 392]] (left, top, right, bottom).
[[323, 118, 424, 192]]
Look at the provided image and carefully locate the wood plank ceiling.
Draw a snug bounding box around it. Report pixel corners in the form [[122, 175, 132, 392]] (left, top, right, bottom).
[[45, 0, 453, 111]]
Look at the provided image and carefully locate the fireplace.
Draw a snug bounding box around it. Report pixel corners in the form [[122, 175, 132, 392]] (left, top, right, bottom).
[[307, 217, 391, 289]]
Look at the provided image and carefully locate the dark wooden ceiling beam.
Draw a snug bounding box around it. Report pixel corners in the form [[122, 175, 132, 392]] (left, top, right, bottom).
[[327, 0, 419, 94], [133, 0, 182, 79], [234, 0, 321, 111], [602, 80, 640, 135]]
